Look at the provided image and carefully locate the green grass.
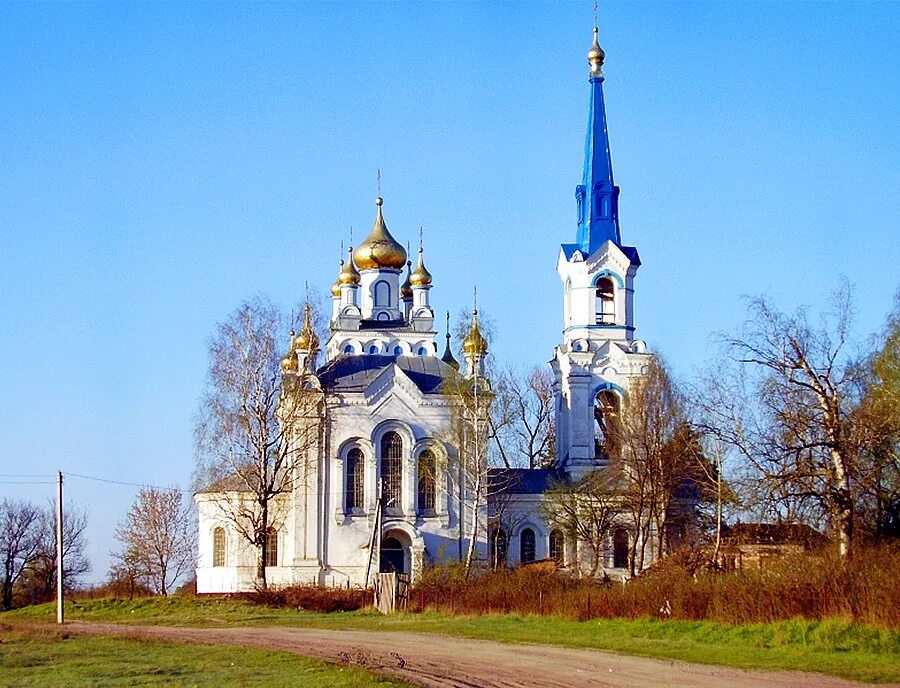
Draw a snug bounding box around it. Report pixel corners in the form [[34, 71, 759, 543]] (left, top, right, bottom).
[[6, 597, 900, 684], [0, 627, 414, 688]]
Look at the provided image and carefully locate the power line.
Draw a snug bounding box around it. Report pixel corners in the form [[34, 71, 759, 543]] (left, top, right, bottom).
[[65, 471, 192, 494]]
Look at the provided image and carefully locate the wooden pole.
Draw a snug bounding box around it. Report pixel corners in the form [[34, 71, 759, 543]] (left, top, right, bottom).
[[56, 471, 64, 625]]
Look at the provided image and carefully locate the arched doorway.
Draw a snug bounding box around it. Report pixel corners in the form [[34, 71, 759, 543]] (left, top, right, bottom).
[[380, 536, 407, 574]]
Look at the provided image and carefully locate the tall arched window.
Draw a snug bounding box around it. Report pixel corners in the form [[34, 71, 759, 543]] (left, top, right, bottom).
[[380, 431, 403, 511], [594, 389, 621, 459], [417, 449, 436, 514], [345, 447, 365, 512], [549, 530, 565, 566], [613, 528, 629, 569], [520, 528, 536, 564], [212, 527, 226, 567], [490, 528, 508, 569], [374, 280, 391, 307], [265, 527, 278, 567], [595, 277, 615, 325]]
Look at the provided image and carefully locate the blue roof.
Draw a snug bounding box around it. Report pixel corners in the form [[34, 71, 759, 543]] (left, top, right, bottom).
[[317, 354, 455, 394], [560, 242, 641, 267], [488, 468, 567, 495]]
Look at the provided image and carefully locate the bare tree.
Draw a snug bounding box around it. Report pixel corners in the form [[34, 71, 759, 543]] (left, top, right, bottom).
[[855, 290, 900, 539], [0, 499, 42, 610], [699, 287, 866, 557], [113, 488, 195, 596], [614, 355, 690, 571], [20, 503, 90, 604], [493, 366, 556, 469], [541, 469, 622, 577], [194, 296, 322, 589]]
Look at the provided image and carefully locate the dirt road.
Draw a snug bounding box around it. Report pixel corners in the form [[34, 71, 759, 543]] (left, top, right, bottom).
[[63, 622, 889, 688]]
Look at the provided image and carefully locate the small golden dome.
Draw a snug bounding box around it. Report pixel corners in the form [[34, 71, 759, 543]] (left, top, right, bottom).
[[353, 197, 407, 270], [293, 305, 320, 351], [462, 314, 488, 356], [338, 249, 361, 285], [410, 247, 433, 287], [281, 334, 299, 373], [588, 27, 605, 77], [400, 260, 413, 299], [281, 354, 298, 373], [330, 278, 341, 297]]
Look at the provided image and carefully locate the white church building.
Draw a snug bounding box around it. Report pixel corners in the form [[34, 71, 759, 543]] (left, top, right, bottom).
[[195, 28, 668, 593]]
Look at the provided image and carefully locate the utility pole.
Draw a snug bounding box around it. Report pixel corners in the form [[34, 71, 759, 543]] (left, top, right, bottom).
[[56, 470, 64, 625]]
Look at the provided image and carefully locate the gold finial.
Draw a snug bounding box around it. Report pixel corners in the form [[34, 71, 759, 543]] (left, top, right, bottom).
[[410, 226, 433, 286], [294, 302, 319, 352], [588, 26, 605, 77], [338, 244, 361, 285], [401, 242, 413, 299]]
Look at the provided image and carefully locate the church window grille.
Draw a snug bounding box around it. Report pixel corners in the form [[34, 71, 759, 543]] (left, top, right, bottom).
[[490, 528, 508, 569], [417, 450, 436, 514], [595, 277, 615, 324], [345, 448, 365, 512], [549, 529, 565, 566], [213, 527, 226, 567], [380, 432, 403, 511], [613, 528, 629, 569], [520, 528, 536, 564], [265, 528, 278, 567], [374, 280, 391, 307]]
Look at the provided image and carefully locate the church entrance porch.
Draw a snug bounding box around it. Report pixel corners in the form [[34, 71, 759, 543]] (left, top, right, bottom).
[[380, 535, 408, 574]]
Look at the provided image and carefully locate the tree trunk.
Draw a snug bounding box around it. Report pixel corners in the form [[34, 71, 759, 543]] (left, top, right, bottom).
[[830, 449, 854, 558]]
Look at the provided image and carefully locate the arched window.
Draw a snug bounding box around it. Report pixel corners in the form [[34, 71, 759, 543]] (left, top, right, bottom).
[[549, 530, 565, 566], [417, 347, 428, 356], [417, 449, 436, 514], [344, 344, 355, 354], [595, 277, 615, 325], [265, 527, 278, 567], [380, 431, 403, 511], [345, 447, 364, 512], [490, 528, 508, 569], [613, 528, 629, 569], [520, 528, 536, 564], [394, 345, 403, 355], [369, 344, 379, 354], [212, 527, 225, 567], [594, 389, 621, 459], [374, 280, 391, 307]]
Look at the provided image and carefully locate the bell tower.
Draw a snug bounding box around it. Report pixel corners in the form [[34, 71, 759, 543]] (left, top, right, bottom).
[[551, 25, 651, 475]]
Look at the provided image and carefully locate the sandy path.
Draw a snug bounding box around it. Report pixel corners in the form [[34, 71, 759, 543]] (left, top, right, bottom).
[[61, 622, 891, 688]]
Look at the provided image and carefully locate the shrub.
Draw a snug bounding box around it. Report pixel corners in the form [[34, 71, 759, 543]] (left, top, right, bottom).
[[409, 544, 900, 626], [242, 585, 369, 613]]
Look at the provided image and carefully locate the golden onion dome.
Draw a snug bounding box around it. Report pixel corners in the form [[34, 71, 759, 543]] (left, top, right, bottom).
[[410, 247, 433, 287], [330, 278, 341, 297], [338, 248, 361, 285], [281, 330, 299, 373], [462, 314, 488, 356], [588, 27, 605, 77], [281, 352, 298, 373], [293, 306, 320, 351], [353, 197, 407, 270], [400, 260, 413, 299]]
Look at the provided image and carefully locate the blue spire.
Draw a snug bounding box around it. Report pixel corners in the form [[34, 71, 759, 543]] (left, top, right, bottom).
[[575, 27, 621, 255]]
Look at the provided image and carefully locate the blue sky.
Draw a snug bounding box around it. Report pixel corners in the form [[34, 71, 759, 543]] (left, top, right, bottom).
[[1, 2, 897, 583]]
